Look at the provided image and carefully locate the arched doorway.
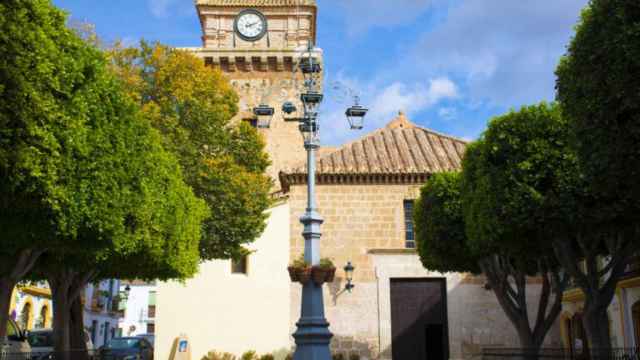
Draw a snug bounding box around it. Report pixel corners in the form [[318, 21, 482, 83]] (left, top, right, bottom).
[[19, 301, 32, 330], [39, 305, 49, 328], [632, 301, 640, 347]]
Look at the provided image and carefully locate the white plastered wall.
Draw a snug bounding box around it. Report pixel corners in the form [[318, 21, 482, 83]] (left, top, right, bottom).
[[155, 202, 292, 360]]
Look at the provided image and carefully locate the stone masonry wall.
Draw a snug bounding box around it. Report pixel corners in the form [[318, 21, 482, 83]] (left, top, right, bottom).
[[287, 182, 562, 359]]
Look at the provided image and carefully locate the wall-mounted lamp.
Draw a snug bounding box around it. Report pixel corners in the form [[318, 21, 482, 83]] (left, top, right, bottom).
[[344, 262, 355, 293]]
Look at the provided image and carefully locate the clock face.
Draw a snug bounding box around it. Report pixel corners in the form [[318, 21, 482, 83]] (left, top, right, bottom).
[[234, 10, 267, 41]]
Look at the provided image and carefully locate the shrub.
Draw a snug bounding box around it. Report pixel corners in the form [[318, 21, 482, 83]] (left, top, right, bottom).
[[290, 253, 309, 268], [203, 351, 236, 360], [318, 257, 335, 269], [240, 351, 258, 360], [258, 355, 274, 360], [349, 354, 360, 360], [284, 353, 293, 360], [332, 354, 345, 360]]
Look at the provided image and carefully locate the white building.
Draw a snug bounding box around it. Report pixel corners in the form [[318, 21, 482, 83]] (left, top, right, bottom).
[[118, 281, 157, 337], [82, 279, 123, 348], [10, 279, 123, 348]]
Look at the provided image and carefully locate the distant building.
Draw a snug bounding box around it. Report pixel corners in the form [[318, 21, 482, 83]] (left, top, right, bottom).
[[560, 257, 640, 353], [10, 279, 123, 348], [117, 281, 157, 337]]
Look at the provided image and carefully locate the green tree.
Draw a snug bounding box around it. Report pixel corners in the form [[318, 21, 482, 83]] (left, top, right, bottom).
[[109, 42, 272, 260], [416, 172, 565, 356], [461, 103, 571, 352], [0, 0, 208, 353], [0, 0, 85, 340], [555, 0, 640, 350], [416, 104, 571, 355]]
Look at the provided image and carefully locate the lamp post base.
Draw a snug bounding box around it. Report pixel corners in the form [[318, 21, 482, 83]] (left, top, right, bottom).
[[292, 283, 333, 360]]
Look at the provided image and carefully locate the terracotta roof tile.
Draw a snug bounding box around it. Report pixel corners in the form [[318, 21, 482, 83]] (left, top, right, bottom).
[[279, 112, 468, 187]]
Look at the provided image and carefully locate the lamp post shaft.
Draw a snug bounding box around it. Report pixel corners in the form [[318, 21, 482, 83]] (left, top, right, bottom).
[[293, 141, 332, 360]]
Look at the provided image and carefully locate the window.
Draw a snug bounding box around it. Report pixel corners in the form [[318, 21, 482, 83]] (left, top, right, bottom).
[[147, 323, 155, 334], [148, 291, 156, 319], [231, 255, 249, 275], [404, 200, 415, 249]]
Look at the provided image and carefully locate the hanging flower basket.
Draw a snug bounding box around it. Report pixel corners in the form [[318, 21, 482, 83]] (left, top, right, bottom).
[[298, 267, 313, 284], [312, 266, 337, 285], [324, 267, 336, 283], [287, 266, 300, 282]]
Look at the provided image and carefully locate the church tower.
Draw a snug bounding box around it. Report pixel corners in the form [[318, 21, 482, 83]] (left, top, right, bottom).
[[192, 0, 320, 186]]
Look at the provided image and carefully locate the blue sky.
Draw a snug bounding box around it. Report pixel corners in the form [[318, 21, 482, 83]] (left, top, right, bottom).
[[52, 0, 588, 145]]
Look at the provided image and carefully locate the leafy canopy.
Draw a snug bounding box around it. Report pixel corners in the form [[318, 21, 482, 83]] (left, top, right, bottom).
[[109, 42, 272, 259], [461, 103, 575, 271], [414, 172, 479, 274], [556, 0, 640, 222], [0, 0, 207, 281]]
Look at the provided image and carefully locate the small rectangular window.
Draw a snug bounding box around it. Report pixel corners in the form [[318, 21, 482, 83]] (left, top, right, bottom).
[[404, 200, 415, 249], [231, 255, 249, 275]]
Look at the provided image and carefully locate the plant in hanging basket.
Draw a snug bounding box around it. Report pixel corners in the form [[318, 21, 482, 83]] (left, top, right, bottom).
[[312, 258, 336, 285], [288, 254, 311, 283]]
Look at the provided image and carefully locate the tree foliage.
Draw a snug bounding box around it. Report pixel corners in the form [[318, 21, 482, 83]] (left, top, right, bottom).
[[555, 0, 640, 350], [414, 172, 479, 274], [556, 0, 640, 220], [109, 42, 272, 259], [0, 0, 208, 351], [462, 103, 574, 264], [416, 103, 569, 352]]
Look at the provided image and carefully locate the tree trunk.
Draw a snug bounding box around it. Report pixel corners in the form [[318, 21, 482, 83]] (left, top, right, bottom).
[[583, 301, 612, 356], [70, 297, 89, 360], [552, 234, 634, 356], [51, 285, 71, 360], [0, 279, 16, 343], [48, 268, 94, 360], [480, 255, 566, 360]]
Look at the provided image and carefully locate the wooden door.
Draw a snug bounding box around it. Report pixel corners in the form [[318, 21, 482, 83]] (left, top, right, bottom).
[[390, 278, 449, 360]]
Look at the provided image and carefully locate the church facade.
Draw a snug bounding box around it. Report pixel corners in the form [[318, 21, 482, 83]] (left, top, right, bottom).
[[154, 1, 561, 360]]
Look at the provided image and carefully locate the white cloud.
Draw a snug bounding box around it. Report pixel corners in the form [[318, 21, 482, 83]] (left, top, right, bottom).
[[335, 0, 434, 35], [147, 0, 192, 19], [408, 0, 588, 106], [370, 78, 457, 123], [438, 107, 457, 121]]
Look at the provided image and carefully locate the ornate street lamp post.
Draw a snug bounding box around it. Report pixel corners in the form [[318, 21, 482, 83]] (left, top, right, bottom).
[[288, 43, 367, 360]]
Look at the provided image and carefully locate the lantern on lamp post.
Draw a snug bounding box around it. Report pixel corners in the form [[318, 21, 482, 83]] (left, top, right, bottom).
[[345, 96, 368, 130], [253, 104, 275, 129]]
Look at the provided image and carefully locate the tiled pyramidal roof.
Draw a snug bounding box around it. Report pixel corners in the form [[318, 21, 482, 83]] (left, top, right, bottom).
[[195, 0, 316, 6], [279, 112, 468, 189]]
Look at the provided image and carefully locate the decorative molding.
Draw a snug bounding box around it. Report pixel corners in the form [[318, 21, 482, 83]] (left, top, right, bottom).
[[279, 172, 431, 191], [195, 0, 316, 7], [618, 276, 640, 289], [18, 285, 51, 299], [562, 288, 585, 303]]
